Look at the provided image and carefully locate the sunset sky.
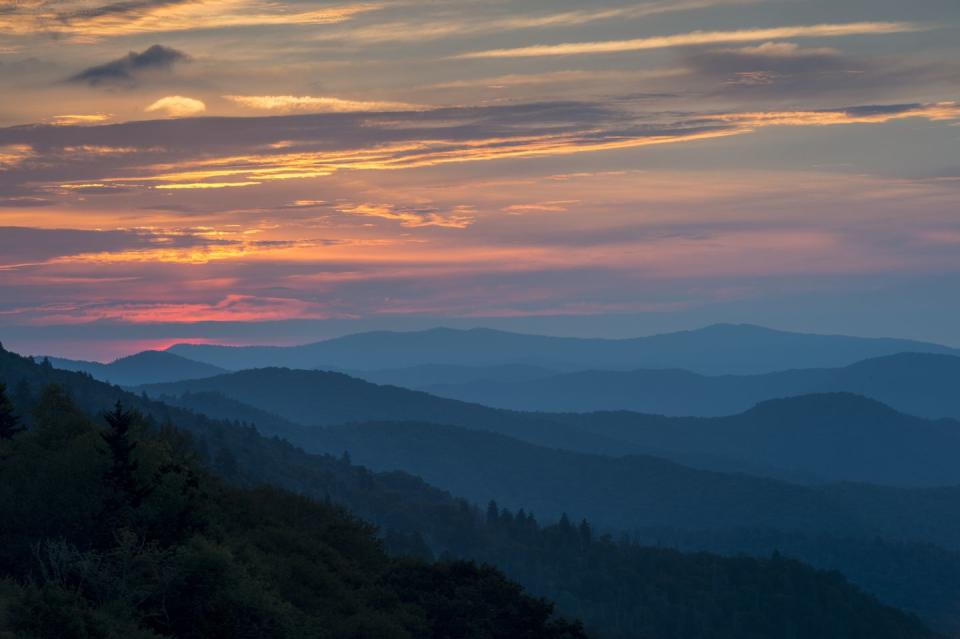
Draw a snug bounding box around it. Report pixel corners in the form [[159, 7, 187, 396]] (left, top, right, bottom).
[[1, 0, 958, 359]]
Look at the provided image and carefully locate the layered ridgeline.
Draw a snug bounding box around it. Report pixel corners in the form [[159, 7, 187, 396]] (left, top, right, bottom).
[[410, 352, 960, 420], [40, 350, 227, 387], [141, 368, 960, 487], [0, 345, 945, 639], [138, 366, 960, 633], [165, 324, 958, 375]]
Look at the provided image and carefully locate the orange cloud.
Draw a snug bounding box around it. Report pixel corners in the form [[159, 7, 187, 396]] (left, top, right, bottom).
[[145, 96, 207, 118], [50, 114, 113, 126], [90, 128, 746, 190], [0, 144, 33, 169], [337, 203, 475, 228], [705, 102, 960, 127], [25, 295, 334, 325], [503, 201, 579, 214], [224, 95, 425, 113]]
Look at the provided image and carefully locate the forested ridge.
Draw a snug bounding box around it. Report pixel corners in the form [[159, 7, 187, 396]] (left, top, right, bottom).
[[0, 345, 942, 638], [140, 366, 960, 487], [0, 384, 587, 638]]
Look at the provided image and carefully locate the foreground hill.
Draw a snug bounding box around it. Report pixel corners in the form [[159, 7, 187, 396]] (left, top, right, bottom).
[[165, 324, 957, 375], [419, 352, 960, 419], [142, 368, 960, 487], [43, 350, 226, 386], [0, 346, 944, 638], [0, 397, 587, 639]]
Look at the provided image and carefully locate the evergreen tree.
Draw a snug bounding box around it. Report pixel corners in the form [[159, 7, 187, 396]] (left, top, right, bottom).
[[578, 519, 592, 546], [486, 500, 500, 526], [0, 382, 23, 440], [101, 402, 150, 510]]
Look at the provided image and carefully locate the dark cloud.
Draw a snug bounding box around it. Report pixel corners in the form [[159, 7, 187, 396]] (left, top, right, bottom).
[[67, 44, 190, 87], [683, 43, 959, 98], [685, 42, 848, 77]]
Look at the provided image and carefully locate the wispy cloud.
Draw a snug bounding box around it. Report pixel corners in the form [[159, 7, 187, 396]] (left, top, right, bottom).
[[20, 294, 335, 325], [5, 101, 958, 194], [49, 114, 114, 126], [0, 0, 379, 40], [503, 201, 579, 215], [223, 95, 424, 113], [426, 68, 688, 90], [310, 0, 757, 44], [458, 22, 928, 58], [337, 203, 475, 228]]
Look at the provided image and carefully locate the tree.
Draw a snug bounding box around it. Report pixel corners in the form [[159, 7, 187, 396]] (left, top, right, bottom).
[[0, 382, 23, 440], [578, 519, 592, 546], [486, 500, 500, 526], [101, 402, 150, 510]]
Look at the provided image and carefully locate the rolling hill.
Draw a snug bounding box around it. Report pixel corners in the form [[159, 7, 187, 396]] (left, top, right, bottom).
[[142, 368, 960, 487]]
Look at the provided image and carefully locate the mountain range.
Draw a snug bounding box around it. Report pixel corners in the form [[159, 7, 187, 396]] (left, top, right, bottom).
[[165, 324, 958, 375], [4, 342, 948, 638], [409, 352, 960, 420], [140, 367, 960, 487]]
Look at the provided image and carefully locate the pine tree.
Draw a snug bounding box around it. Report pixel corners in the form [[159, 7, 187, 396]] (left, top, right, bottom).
[[486, 500, 500, 526], [578, 519, 593, 547], [0, 382, 23, 440], [101, 402, 149, 509]]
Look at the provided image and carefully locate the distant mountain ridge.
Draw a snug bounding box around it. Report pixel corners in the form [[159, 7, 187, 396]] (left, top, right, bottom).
[[42, 350, 227, 386], [165, 324, 958, 375], [415, 352, 960, 420], [141, 367, 960, 487]]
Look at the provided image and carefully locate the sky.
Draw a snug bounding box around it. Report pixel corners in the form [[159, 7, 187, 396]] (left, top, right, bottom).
[[0, 0, 958, 360]]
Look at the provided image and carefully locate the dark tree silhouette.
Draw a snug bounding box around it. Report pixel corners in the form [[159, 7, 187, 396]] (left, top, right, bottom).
[[0, 382, 23, 440], [101, 402, 150, 509]]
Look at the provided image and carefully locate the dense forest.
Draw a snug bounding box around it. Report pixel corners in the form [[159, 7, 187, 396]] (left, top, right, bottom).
[[0, 345, 944, 638], [0, 385, 587, 638]]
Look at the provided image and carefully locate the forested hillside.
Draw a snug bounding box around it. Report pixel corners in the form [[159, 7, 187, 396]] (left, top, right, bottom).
[[0, 390, 587, 639]]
